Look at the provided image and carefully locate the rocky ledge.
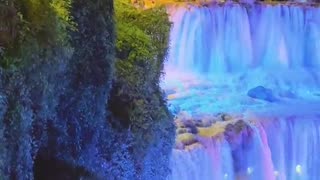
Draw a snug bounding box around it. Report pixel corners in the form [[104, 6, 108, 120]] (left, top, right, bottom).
[[174, 111, 256, 151]]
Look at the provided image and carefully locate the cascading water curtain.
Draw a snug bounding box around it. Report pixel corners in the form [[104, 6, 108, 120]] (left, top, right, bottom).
[[166, 3, 320, 91], [165, 2, 320, 180]]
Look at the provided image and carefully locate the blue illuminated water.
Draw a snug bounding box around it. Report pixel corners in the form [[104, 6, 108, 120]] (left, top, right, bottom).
[[163, 2, 320, 180], [163, 2, 320, 115], [168, 116, 320, 180], [166, 3, 320, 74]]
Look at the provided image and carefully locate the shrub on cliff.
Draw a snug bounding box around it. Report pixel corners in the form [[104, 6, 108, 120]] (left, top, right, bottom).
[[110, 0, 175, 178]]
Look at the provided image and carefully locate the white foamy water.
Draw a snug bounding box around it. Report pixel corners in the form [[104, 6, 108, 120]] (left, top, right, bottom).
[[168, 116, 320, 180], [164, 2, 320, 180]]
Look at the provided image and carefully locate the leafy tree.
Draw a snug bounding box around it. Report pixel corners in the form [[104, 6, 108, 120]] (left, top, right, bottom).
[[111, 0, 175, 178]]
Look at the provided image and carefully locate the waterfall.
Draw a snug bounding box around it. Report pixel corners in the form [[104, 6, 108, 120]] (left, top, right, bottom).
[[168, 116, 320, 180], [165, 3, 320, 94], [164, 2, 320, 180], [167, 3, 320, 72]]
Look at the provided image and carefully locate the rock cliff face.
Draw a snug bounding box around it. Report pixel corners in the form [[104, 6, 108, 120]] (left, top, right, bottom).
[[0, 0, 174, 179], [0, 0, 115, 178]]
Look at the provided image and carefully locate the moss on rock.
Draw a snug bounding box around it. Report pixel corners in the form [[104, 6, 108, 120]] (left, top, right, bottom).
[[176, 133, 197, 146]]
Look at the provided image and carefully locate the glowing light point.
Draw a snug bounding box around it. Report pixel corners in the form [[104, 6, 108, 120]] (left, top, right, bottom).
[[296, 165, 302, 175], [224, 173, 228, 179], [274, 171, 279, 177], [247, 167, 253, 175]]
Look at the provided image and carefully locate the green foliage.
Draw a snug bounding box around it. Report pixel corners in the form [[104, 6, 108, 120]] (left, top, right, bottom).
[[114, 0, 171, 107], [111, 0, 175, 178], [115, 0, 170, 78], [0, 0, 73, 68]]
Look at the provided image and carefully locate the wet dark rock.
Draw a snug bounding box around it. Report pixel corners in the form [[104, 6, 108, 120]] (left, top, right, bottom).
[[224, 120, 254, 150], [224, 120, 255, 173], [247, 86, 278, 102], [176, 119, 198, 134], [183, 120, 198, 131], [176, 128, 188, 134], [188, 126, 199, 134], [184, 119, 195, 128], [219, 113, 233, 121], [195, 119, 213, 127]]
